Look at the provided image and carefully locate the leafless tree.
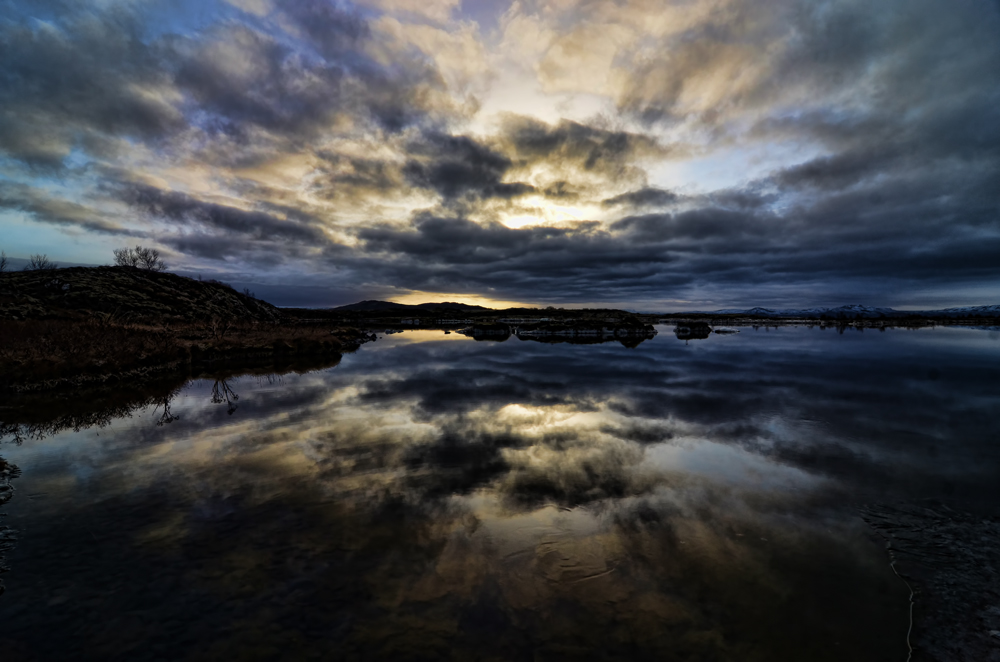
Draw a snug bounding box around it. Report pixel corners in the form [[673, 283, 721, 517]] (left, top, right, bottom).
[[135, 246, 166, 271], [113, 245, 167, 271], [112, 247, 140, 268], [154, 396, 179, 426], [25, 254, 56, 271], [0, 251, 7, 273], [211, 379, 239, 415], [208, 316, 234, 340]]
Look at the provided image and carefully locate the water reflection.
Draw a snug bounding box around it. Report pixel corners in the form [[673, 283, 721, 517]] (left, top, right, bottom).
[[1, 326, 999, 660]]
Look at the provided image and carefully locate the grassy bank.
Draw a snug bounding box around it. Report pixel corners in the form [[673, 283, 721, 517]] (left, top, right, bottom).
[[0, 318, 368, 392], [0, 267, 370, 392]]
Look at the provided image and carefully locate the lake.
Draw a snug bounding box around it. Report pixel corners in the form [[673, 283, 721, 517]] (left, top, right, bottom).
[[2, 324, 999, 661]]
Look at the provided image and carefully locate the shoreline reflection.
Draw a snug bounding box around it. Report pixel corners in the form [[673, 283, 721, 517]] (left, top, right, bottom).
[[1, 326, 998, 660]]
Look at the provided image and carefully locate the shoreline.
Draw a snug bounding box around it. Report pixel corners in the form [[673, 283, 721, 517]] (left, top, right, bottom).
[[861, 503, 1000, 660], [3, 316, 996, 394], [0, 319, 373, 394]]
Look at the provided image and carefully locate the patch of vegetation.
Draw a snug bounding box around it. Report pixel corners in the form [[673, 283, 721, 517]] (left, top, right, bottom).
[[112, 245, 167, 271], [0, 266, 370, 392]]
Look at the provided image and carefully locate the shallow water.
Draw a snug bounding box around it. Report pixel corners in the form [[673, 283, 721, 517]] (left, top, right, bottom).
[[1, 325, 999, 661]]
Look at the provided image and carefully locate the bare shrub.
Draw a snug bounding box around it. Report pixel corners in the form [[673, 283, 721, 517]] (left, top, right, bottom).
[[0, 251, 8, 273], [25, 254, 56, 271], [207, 316, 235, 340], [113, 245, 166, 271], [136, 246, 166, 271], [112, 247, 139, 268]]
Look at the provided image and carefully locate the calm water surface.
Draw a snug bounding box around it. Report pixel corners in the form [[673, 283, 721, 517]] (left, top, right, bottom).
[[2, 325, 1000, 661]]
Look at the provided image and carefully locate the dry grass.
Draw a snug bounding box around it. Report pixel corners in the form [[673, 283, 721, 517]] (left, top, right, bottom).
[[0, 318, 366, 391], [0, 266, 371, 391]]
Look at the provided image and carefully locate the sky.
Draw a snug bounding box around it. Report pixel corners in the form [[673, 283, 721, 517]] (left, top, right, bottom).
[[1, 0, 998, 310]]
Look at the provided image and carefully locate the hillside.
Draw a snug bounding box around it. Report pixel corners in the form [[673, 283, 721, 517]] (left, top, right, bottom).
[[0, 267, 368, 392], [0, 266, 280, 323]]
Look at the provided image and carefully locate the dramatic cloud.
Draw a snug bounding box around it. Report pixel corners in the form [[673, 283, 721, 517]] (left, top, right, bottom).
[[1, 0, 998, 308], [119, 183, 327, 243], [0, 181, 136, 235], [403, 132, 535, 202], [0, 8, 182, 168], [602, 188, 678, 209]]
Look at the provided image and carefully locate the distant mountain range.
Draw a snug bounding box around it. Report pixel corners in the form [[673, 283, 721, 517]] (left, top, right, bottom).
[[328, 300, 1000, 319], [331, 300, 490, 313], [694, 304, 1000, 319]]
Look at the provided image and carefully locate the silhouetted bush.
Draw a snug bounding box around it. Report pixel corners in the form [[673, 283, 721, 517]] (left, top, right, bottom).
[[113, 245, 167, 271], [24, 254, 56, 271]]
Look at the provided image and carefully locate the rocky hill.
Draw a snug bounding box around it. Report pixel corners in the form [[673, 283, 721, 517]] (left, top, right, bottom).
[[0, 267, 281, 323]]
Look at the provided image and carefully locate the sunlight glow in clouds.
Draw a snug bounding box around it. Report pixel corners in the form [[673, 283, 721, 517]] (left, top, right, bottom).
[[0, 0, 998, 308]]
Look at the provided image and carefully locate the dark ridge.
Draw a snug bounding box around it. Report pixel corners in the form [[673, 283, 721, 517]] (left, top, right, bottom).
[[331, 300, 491, 313], [330, 300, 418, 312], [0, 266, 280, 323]]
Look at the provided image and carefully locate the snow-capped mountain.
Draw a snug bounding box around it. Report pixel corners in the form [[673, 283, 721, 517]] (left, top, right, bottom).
[[932, 305, 1000, 317]]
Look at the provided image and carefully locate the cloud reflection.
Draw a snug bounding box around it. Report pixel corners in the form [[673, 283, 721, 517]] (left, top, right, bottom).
[[3, 328, 1000, 658]]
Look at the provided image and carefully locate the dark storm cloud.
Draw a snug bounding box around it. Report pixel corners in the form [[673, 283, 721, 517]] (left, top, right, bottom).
[[352, 214, 677, 301], [604, 0, 1000, 306], [280, 0, 369, 59], [0, 1, 451, 171], [1, 0, 999, 307], [403, 133, 535, 202], [119, 183, 327, 243], [610, 208, 776, 242], [172, 15, 442, 143], [313, 152, 405, 200], [497, 115, 667, 178], [602, 187, 678, 209], [172, 23, 438, 147], [616, 0, 1000, 135], [0, 181, 137, 235], [343, 149, 999, 304], [105, 176, 348, 265], [173, 24, 347, 137], [0, 8, 181, 168], [358, 214, 606, 266]]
